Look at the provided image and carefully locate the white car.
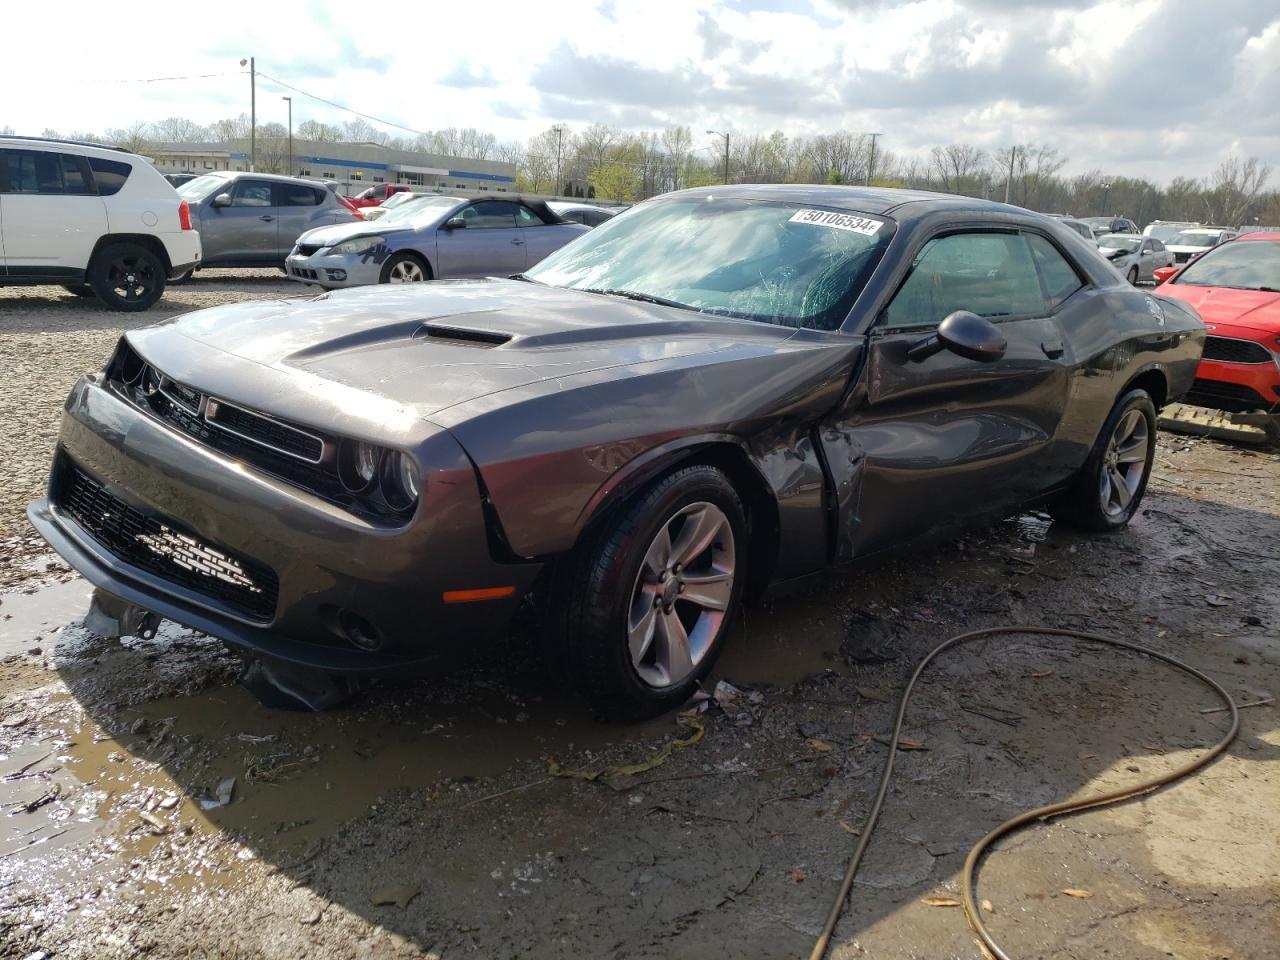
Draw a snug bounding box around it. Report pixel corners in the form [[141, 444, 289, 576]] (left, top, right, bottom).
[[1095, 233, 1173, 284], [1165, 227, 1238, 265], [0, 136, 200, 310]]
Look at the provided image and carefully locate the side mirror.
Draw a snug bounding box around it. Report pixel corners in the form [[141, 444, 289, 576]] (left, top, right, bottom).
[[1152, 266, 1178, 284], [907, 310, 1008, 363], [212, 193, 232, 208], [443, 217, 466, 230]]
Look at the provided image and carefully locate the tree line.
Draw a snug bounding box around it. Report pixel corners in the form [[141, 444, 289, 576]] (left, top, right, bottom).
[[11, 116, 1277, 226]]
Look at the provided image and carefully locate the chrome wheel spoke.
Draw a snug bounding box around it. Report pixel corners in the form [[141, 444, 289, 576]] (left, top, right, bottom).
[[670, 504, 723, 567], [641, 525, 672, 577], [1109, 465, 1133, 508], [655, 609, 693, 686], [1116, 438, 1148, 464], [628, 592, 658, 666], [679, 569, 733, 611]]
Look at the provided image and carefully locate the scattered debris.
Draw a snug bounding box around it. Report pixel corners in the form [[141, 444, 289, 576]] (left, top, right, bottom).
[[1061, 888, 1093, 899], [1200, 696, 1274, 715], [790, 867, 806, 883], [922, 896, 961, 907], [981, 899, 994, 914], [806, 738, 834, 753], [547, 718, 705, 781], [138, 811, 170, 836], [370, 884, 420, 908], [199, 776, 236, 810]]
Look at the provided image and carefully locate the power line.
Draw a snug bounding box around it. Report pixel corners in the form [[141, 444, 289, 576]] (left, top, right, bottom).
[[107, 71, 240, 84], [254, 71, 433, 139]]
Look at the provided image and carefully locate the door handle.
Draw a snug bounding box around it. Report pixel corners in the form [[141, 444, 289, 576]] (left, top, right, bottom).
[[259, 215, 275, 222], [1041, 339, 1065, 358], [510, 238, 524, 245]]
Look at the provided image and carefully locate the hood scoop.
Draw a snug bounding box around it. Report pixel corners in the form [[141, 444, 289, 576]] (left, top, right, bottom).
[[413, 324, 513, 348]]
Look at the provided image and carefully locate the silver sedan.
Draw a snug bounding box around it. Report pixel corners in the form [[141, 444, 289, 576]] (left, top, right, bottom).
[[285, 195, 588, 288], [1096, 233, 1173, 284]]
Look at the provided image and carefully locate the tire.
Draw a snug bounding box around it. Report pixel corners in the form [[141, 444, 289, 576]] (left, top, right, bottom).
[[1126, 266, 1138, 285], [379, 252, 431, 284], [60, 284, 95, 298], [1050, 388, 1156, 532], [1264, 415, 1280, 450], [87, 242, 166, 311], [550, 464, 748, 720]]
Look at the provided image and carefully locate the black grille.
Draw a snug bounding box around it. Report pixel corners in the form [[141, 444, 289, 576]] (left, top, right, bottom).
[[1174, 251, 1194, 263], [296, 244, 323, 257], [57, 458, 278, 622], [1202, 335, 1273, 364], [291, 266, 319, 280], [1184, 378, 1276, 413], [207, 400, 323, 461]]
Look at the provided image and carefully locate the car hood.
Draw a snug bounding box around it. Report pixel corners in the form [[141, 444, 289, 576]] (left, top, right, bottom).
[[296, 220, 418, 248], [1157, 284, 1280, 334], [1166, 244, 1213, 254], [127, 280, 819, 426]]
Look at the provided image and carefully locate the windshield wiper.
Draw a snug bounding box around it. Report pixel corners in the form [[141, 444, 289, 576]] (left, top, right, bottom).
[[579, 287, 696, 311], [508, 273, 544, 283]]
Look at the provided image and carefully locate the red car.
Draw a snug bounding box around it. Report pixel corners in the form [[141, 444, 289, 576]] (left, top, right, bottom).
[[349, 183, 414, 209], [1153, 232, 1280, 442]]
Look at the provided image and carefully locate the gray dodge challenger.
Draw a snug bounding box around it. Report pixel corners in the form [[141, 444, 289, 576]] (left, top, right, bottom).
[[29, 185, 1205, 718]]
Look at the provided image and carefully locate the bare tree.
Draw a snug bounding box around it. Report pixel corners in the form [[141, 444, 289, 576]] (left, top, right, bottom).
[[661, 126, 694, 191], [296, 120, 343, 143], [930, 143, 988, 195], [209, 115, 250, 143], [103, 122, 153, 153], [1206, 156, 1272, 225], [153, 117, 208, 143]]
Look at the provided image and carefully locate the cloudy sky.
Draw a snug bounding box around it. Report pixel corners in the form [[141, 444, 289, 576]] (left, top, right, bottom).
[[4, 0, 1277, 184]]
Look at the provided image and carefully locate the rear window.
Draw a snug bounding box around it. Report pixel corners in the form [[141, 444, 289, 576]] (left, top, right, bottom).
[[278, 183, 322, 206], [89, 157, 133, 196]]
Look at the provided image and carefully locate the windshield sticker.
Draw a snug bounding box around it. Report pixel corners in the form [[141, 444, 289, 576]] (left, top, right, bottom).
[[789, 209, 883, 236]]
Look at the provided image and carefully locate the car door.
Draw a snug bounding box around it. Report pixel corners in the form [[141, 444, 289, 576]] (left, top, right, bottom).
[[206, 178, 279, 263], [0, 147, 106, 279], [516, 203, 584, 266], [273, 182, 327, 258], [433, 200, 526, 278], [820, 228, 1073, 559]]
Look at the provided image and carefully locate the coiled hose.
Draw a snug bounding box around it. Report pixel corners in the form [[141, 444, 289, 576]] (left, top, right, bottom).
[[809, 626, 1241, 960]]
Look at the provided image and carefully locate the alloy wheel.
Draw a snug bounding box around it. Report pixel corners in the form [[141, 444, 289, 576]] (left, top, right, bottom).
[[626, 501, 736, 688], [1098, 408, 1149, 517], [107, 255, 157, 303], [387, 260, 425, 282]]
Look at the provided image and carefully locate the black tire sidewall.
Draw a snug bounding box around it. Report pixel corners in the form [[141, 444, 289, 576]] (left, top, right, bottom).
[[88, 242, 165, 311], [1127, 267, 1138, 285], [379, 252, 430, 284], [566, 465, 748, 720], [1078, 388, 1157, 530]]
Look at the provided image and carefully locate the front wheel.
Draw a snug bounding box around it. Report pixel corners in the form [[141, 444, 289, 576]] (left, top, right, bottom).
[[1126, 266, 1139, 285], [1050, 388, 1156, 531], [380, 252, 430, 284], [551, 465, 748, 720], [87, 242, 166, 311]]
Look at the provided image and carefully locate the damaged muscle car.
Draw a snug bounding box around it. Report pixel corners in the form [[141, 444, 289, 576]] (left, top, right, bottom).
[[29, 186, 1205, 718]]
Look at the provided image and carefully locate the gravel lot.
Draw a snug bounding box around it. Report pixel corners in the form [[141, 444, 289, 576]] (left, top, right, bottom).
[[0, 270, 298, 590]]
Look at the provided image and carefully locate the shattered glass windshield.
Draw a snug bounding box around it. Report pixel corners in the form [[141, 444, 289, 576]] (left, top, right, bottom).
[[525, 196, 896, 330]]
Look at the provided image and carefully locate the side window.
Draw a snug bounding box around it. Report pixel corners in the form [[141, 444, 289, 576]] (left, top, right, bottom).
[[457, 200, 517, 228], [1150, 239, 1165, 252], [89, 157, 132, 196], [585, 211, 612, 227], [1026, 233, 1086, 310], [277, 183, 320, 206], [0, 149, 91, 195], [882, 232, 1047, 328], [515, 205, 546, 227], [230, 180, 274, 207]]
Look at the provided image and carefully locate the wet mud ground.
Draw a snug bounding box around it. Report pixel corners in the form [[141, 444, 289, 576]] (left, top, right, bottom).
[[1, 280, 1278, 958]]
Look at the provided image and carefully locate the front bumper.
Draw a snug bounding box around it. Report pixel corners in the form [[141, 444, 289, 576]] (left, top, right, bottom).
[[30, 377, 541, 673], [1188, 322, 1280, 414], [285, 250, 381, 288], [159, 230, 201, 279]]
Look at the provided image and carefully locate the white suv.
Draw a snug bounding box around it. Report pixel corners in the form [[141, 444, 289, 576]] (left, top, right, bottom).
[[0, 137, 201, 311]]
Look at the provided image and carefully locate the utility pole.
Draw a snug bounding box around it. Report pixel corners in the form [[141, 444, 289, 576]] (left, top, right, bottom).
[[282, 96, 292, 176], [240, 57, 256, 171], [707, 130, 730, 184], [552, 124, 565, 196], [865, 132, 881, 186], [1003, 143, 1017, 205]]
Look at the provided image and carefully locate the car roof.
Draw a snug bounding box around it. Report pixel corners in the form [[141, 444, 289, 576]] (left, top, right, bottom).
[[1100, 233, 1143, 240], [0, 135, 135, 157], [658, 183, 1030, 220], [202, 170, 337, 186]]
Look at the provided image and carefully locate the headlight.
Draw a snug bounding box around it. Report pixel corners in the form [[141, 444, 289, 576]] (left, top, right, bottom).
[[381, 451, 421, 511], [330, 235, 385, 256], [337, 438, 381, 493]]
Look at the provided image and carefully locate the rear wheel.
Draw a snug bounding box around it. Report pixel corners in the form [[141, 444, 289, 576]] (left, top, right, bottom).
[[380, 252, 430, 284], [87, 242, 165, 311], [1051, 388, 1156, 531], [1126, 266, 1138, 285], [551, 465, 748, 720]]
